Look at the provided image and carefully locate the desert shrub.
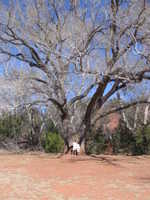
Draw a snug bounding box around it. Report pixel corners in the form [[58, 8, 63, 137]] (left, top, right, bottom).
[[111, 123, 150, 155], [132, 125, 150, 155], [114, 123, 135, 154], [0, 112, 22, 139], [143, 125, 150, 154], [112, 132, 120, 154], [85, 122, 150, 155], [43, 132, 64, 153], [86, 130, 107, 154]]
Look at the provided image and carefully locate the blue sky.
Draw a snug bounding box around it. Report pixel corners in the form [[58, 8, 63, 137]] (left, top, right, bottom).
[[0, 0, 149, 105]]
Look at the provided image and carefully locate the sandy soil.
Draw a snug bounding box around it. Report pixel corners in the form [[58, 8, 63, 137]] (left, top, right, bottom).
[[0, 152, 150, 200]]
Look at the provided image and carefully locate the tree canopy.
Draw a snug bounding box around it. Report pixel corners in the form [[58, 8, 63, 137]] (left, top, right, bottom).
[[0, 0, 150, 152]]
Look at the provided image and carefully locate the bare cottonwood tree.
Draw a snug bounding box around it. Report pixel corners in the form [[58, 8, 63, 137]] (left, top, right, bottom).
[[0, 63, 31, 113], [0, 0, 150, 152]]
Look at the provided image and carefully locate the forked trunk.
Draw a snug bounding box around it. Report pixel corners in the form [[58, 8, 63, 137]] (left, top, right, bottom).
[[63, 136, 86, 154]]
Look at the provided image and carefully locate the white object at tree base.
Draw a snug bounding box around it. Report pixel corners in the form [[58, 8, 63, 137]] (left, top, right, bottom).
[[72, 142, 80, 153]]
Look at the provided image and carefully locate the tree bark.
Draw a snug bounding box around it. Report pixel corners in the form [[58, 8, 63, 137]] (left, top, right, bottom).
[[79, 138, 86, 154], [144, 97, 150, 125]]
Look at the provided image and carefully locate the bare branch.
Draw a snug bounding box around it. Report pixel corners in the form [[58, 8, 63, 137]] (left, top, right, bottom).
[[94, 100, 150, 123], [69, 82, 97, 105]]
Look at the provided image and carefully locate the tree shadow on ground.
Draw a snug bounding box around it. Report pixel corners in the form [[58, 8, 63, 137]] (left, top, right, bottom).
[[64, 154, 124, 167], [136, 177, 150, 184], [63, 154, 150, 167]]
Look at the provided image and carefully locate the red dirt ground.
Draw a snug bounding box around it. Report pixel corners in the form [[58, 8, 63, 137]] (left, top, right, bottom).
[[0, 152, 150, 200]]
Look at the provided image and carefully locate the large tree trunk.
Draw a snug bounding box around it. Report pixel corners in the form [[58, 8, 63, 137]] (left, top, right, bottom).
[[63, 138, 71, 154], [60, 114, 87, 154], [63, 134, 86, 154], [79, 128, 89, 154], [80, 138, 86, 154]]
